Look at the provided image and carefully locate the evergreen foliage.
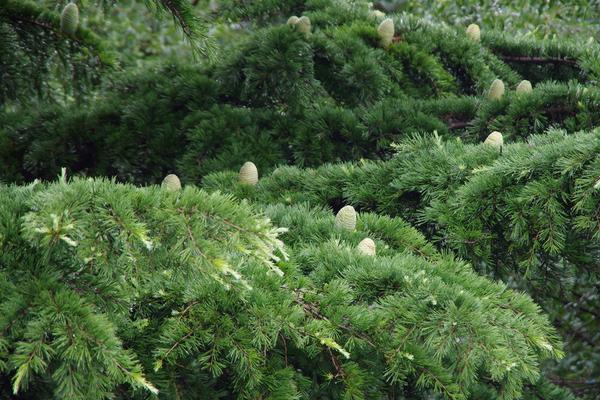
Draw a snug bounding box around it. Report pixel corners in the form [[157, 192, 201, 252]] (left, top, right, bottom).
[[374, 0, 600, 40], [0, 0, 210, 104], [3, 2, 600, 183], [0, 176, 564, 399], [0, 0, 113, 103], [2, 0, 600, 398], [201, 127, 600, 397]]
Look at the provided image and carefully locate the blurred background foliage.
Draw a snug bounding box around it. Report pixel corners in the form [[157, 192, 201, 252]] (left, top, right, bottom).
[[3, 0, 597, 109], [31, 0, 600, 69], [379, 0, 600, 40]]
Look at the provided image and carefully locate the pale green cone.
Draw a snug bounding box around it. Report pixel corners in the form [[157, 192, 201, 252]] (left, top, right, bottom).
[[484, 131, 503, 149], [61, 3, 79, 35], [239, 161, 259, 185], [487, 79, 505, 101], [370, 10, 386, 20], [466, 24, 480, 41], [357, 238, 376, 256], [516, 80, 533, 95], [287, 16, 300, 25], [297, 16, 311, 36], [335, 205, 357, 231], [162, 174, 181, 192], [377, 18, 394, 48]]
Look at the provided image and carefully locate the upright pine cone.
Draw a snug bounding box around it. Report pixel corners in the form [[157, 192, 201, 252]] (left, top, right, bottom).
[[516, 80, 533, 95], [61, 2, 79, 35], [487, 79, 505, 101], [466, 24, 480, 41], [162, 174, 182, 192], [484, 131, 503, 149], [357, 238, 376, 256], [239, 162, 259, 185], [335, 206, 357, 231], [377, 18, 394, 48]]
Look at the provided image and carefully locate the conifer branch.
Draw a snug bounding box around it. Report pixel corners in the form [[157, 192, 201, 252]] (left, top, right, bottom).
[[0, 0, 112, 66], [500, 55, 580, 67]]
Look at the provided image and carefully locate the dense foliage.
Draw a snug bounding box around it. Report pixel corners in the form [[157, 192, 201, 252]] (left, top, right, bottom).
[[1, 0, 600, 399], [202, 127, 600, 397], [3, 1, 600, 184]]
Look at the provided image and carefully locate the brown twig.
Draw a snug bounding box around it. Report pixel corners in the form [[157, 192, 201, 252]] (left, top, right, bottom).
[[327, 348, 346, 378], [447, 120, 470, 130]]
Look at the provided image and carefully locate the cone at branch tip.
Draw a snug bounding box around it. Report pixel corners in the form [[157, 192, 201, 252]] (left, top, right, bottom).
[[487, 79, 505, 101], [60, 3, 79, 35], [335, 205, 357, 231], [484, 131, 503, 149], [370, 10, 386, 19], [162, 174, 182, 192], [287, 16, 300, 25], [378, 18, 394, 48], [239, 162, 259, 185], [516, 80, 533, 95], [297, 16, 311, 35], [357, 238, 376, 256], [466, 23, 480, 41]]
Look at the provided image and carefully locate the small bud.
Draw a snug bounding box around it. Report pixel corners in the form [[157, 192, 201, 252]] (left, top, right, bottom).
[[487, 79, 505, 101], [239, 162, 259, 185], [297, 16, 311, 36], [484, 131, 503, 149], [61, 3, 79, 35], [516, 80, 533, 95], [335, 206, 357, 231], [162, 174, 181, 192], [357, 238, 376, 256], [287, 16, 300, 25], [593, 177, 600, 190], [377, 18, 395, 48], [466, 24, 480, 41]]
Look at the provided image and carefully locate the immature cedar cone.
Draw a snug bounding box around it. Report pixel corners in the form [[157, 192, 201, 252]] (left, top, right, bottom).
[[357, 238, 376, 256], [297, 16, 311, 35], [516, 80, 533, 95], [466, 23, 480, 41], [484, 131, 503, 149], [287, 16, 300, 25], [162, 174, 181, 192], [61, 3, 79, 35], [335, 206, 357, 231], [239, 162, 259, 185], [377, 18, 394, 48], [370, 10, 386, 19], [487, 79, 505, 101]]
